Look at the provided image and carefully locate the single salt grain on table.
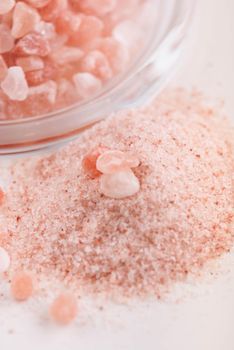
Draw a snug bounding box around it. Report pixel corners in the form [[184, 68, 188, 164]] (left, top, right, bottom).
[[50, 293, 77, 325], [0, 247, 10, 273], [96, 150, 139, 174], [11, 272, 34, 301], [1, 66, 29, 101]]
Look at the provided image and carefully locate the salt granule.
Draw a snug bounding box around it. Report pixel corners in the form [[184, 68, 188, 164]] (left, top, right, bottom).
[[50, 293, 77, 325], [0, 89, 233, 298], [0, 24, 14, 54], [0, 247, 10, 273], [11, 272, 34, 301], [1, 66, 29, 101]]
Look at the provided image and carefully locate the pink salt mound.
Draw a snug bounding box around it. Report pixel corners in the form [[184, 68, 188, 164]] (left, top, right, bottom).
[[0, 89, 233, 298]]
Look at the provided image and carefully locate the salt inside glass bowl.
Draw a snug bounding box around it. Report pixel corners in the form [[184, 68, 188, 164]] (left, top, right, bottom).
[[0, 0, 194, 155]]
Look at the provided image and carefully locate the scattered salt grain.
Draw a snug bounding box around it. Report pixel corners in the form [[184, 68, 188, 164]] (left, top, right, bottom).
[[11, 272, 34, 301], [50, 293, 77, 325]]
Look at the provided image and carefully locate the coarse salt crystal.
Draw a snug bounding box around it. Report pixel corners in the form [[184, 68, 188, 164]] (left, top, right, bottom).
[[16, 56, 45, 72], [0, 247, 10, 273], [28, 80, 57, 104], [100, 169, 140, 199], [50, 293, 77, 325], [82, 146, 108, 178], [73, 72, 102, 99], [96, 150, 139, 174], [1, 66, 29, 101], [14, 32, 51, 57], [0, 0, 15, 15], [12, 2, 40, 39], [51, 46, 84, 65], [81, 50, 112, 81], [0, 56, 8, 81], [80, 0, 117, 16]]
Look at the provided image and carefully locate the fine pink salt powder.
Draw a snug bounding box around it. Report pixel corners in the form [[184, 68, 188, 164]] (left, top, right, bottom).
[[0, 0, 144, 120], [0, 89, 233, 298]]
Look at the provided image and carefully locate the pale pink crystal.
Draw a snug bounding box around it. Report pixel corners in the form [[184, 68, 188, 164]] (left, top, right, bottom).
[[0, 24, 14, 54], [25, 0, 51, 8], [98, 37, 129, 73], [14, 32, 51, 57], [81, 50, 112, 81], [74, 15, 104, 46], [80, 0, 117, 16], [0, 0, 15, 15], [0, 56, 8, 81], [11, 2, 40, 39], [96, 150, 139, 174], [73, 72, 102, 99], [100, 169, 140, 199], [51, 46, 84, 65], [28, 80, 57, 104], [16, 56, 44, 72], [1, 66, 29, 101]]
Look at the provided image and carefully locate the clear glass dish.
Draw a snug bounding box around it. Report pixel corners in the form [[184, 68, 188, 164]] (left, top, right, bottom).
[[0, 0, 195, 155]]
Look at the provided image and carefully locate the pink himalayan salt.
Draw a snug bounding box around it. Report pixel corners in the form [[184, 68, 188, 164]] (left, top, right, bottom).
[[39, 0, 68, 21], [25, 0, 51, 8], [16, 56, 44, 72], [11, 272, 34, 301], [0, 56, 7, 81], [81, 50, 112, 81], [96, 150, 140, 174], [14, 32, 51, 57], [98, 37, 129, 73], [1, 90, 233, 297], [100, 169, 140, 199], [28, 80, 57, 104], [25, 59, 56, 86], [50, 293, 77, 325], [79, 0, 117, 16], [1, 66, 29, 101], [73, 72, 102, 99], [11, 2, 40, 39], [71, 15, 104, 46], [55, 10, 81, 35], [0, 247, 10, 273], [0, 0, 15, 15], [51, 46, 84, 65], [82, 145, 108, 178], [0, 24, 14, 54]]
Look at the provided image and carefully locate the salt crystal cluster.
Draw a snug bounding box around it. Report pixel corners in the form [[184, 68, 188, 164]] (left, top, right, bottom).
[[0, 0, 145, 119]]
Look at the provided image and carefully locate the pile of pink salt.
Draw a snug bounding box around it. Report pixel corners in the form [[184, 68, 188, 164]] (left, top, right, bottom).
[[0, 89, 233, 298], [0, 0, 145, 120]]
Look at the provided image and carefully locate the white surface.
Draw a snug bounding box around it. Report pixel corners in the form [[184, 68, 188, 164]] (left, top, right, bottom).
[[1, 1, 234, 349]]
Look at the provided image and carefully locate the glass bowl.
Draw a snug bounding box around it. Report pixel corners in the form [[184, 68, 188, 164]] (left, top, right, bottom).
[[0, 0, 195, 155]]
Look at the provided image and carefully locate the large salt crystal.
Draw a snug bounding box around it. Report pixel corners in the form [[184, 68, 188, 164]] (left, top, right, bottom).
[[28, 80, 57, 104], [0, 24, 14, 54], [96, 150, 139, 174], [56, 10, 81, 35], [0, 247, 10, 273], [81, 50, 112, 81], [51, 46, 84, 65], [14, 32, 51, 57], [0, 0, 15, 15], [73, 72, 102, 99], [40, 0, 68, 21], [0, 56, 7, 81], [80, 0, 117, 16], [75, 15, 104, 46], [16, 56, 44, 72], [12, 2, 40, 39], [25, 59, 56, 86], [1, 66, 29, 101], [98, 37, 129, 73], [100, 169, 140, 199], [26, 0, 51, 8]]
